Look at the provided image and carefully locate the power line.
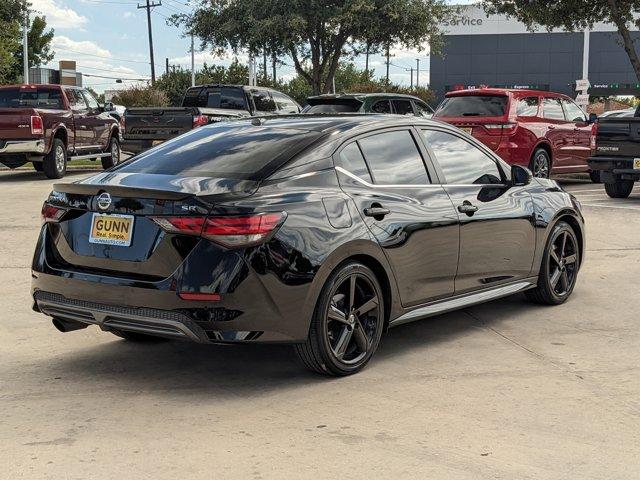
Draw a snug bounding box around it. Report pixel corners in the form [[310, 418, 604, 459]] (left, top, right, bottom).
[[83, 73, 150, 81], [53, 46, 164, 68], [82, 0, 138, 4]]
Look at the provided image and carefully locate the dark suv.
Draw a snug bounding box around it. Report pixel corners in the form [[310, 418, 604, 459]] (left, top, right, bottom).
[[303, 93, 433, 117]]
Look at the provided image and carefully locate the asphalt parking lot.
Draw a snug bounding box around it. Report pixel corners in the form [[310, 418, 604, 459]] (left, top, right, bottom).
[[1, 170, 639, 479]]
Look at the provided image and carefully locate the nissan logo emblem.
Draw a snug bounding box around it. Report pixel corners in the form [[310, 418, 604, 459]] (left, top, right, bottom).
[[97, 192, 112, 211]]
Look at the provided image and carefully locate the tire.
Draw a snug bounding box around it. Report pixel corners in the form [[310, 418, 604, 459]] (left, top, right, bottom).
[[43, 138, 67, 179], [529, 148, 551, 178], [110, 329, 169, 342], [294, 262, 385, 376], [101, 136, 121, 170], [604, 178, 634, 199], [589, 170, 602, 183], [32, 162, 44, 172], [526, 221, 580, 305]]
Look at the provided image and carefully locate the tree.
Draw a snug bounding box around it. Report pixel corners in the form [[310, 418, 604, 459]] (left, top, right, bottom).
[[482, 0, 640, 82], [175, 0, 451, 95], [111, 86, 169, 107]]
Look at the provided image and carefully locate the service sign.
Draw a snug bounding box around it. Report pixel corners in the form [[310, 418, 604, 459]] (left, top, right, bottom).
[[576, 79, 591, 91]]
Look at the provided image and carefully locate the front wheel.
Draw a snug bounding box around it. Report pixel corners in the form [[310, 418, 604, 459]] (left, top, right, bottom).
[[101, 136, 121, 170], [526, 221, 580, 305], [294, 262, 385, 376], [604, 178, 634, 198]]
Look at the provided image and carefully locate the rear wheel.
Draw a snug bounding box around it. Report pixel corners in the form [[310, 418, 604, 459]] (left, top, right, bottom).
[[43, 138, 67, 179], [530, 148, 551, 178], [589, 170, 602, 183], [526, 221, 580, 305], [101, 136, 121, 170], [294, 262, 385, 376], [604, 178, 634, 198], [110, 329, 169, 342]]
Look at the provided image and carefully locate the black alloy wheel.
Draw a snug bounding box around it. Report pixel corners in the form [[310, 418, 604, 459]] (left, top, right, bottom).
[[295, 262, 384, 376], [530, 148, 551, 179], [526, 221, 579, 305]]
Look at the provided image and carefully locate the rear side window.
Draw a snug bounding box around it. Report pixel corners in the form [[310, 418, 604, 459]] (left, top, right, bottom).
[[66, 89, 87, 110], [543, 98, 565, 120], [371, 100, 391, 113], [436, 95, 508, 117], [0, 88, 64, 109], [183, 87, 247, 110], [414, 101, 433, 117], [338, 143, 372, 182], [251, 90, 277, 112], [392, 99, 414, 115], [115, 123, 320, 180], [357, 130, 429, 185], [516, 97, 539, 116], [421, 129, 502, 185]]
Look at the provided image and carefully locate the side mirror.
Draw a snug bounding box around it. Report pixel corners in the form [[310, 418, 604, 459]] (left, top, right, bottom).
[[103, 102, 114, 112], [511, 165, 533, 187], [588, 113, 597, 123]]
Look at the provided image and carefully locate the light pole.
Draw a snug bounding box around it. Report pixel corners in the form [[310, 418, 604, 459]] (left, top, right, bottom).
[[22, 1, 29, 84]]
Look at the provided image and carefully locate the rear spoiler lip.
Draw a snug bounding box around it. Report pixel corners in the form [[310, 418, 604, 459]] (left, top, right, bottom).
[[52, 182, 192, 200]]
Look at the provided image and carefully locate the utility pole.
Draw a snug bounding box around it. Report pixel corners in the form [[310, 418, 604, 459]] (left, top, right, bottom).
[[22, 0, 29, 84], [385, 44, 391, 85], [165, 57, 169, 76], [190, 33, 195, 87], [137, 0, 161, 85], [416, 58, 420, 89], [408, 68, 414, 89]]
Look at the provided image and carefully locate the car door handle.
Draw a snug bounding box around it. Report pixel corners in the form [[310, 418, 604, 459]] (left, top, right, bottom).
[[363, 206, 390, 218], [457, 202, 478, 216], [548, 125, 556, 130]]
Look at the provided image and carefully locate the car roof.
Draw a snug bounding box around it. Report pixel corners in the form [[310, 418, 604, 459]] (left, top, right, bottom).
[[446, 88, 569, 98], [307, 92, 427, 102], [191, 84, 281, 92]]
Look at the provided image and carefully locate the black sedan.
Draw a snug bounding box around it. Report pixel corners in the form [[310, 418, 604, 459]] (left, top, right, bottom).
[[32, 115, 584, 376]]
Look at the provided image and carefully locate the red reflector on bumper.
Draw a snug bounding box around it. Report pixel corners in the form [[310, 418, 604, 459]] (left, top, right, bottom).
[[178, 292, 221, 301]]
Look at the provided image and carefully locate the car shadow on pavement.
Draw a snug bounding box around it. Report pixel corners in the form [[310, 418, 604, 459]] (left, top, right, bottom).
[[35, 294, 539, 396]]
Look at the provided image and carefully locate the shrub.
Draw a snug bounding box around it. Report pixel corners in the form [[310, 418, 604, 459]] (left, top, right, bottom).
[[111, 85, 169, 108]]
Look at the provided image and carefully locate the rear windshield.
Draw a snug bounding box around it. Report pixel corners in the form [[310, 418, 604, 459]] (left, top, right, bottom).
[[115, 123, 321, 180], [183, 87, 247, 110], [436, 95, 508, 117], [303, 99, 362, 114], [0, 88, 64, 109]]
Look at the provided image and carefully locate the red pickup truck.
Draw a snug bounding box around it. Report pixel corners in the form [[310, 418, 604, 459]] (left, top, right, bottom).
[[0, 84, 121, 178]]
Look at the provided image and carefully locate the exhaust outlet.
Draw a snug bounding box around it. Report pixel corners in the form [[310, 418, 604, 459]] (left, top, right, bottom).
[[52, 317, 88, 333]]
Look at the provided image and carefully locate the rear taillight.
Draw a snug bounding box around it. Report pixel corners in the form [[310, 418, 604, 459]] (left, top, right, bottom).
[[41, 204, 66, 223], [590, 122, 598, 150], [193, 114, 208, 128], [150, 212, 286, 248], [483, 123, 517, 135], [31, 115, 44, 135]]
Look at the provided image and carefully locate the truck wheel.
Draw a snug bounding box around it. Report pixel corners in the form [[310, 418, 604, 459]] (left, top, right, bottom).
[[530, 148, 551, 178], [42, 138, 67, 179], [32, 162, 44, 172], [589, 170, 602, 183], [101, 136, 121, 170], [604, 178, 634, 198]]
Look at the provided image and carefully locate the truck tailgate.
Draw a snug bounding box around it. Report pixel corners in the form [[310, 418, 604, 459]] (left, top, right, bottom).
[[596, 118, 640, 157], [124, 107, 195, 141], [0, 108, 37, 140]]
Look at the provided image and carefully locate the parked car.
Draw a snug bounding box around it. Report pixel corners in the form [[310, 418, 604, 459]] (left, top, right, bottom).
[[32, 115, 584, 376], [433, 88, 600, 181], [0, 84, 121, 178], [588, 106, 640, 198], [598, 108, 635, 118], [123, 84, 301, 152], [303, 93, 433, 117]]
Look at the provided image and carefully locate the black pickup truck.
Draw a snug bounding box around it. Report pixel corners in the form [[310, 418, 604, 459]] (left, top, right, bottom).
[[588, 106, 640, 198], [123, 84, 301, 152]]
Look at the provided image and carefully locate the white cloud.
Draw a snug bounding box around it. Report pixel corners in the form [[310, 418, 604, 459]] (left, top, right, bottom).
[[169, 50, 249, 68], [31, 0, 87, 29], [123, 11, 133, 19], [51, 35, 112, 59]]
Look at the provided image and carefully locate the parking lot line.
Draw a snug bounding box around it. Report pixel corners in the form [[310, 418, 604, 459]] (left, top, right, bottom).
[[580, 203, 640, 211]]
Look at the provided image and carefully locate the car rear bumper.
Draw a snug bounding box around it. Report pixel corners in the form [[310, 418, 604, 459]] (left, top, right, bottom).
[[588, 156, 640, 179], [0, 139, 45, 155]]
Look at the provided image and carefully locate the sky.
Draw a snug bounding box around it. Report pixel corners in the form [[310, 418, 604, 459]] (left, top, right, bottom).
[[31, 0, 472, 93]]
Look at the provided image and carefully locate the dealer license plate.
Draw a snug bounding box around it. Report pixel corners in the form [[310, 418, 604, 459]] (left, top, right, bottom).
[[634, 158, 640, 170], [89, 213, 134, 247]]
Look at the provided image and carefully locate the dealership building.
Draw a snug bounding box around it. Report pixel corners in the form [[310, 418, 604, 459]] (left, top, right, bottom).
[[430, 4, 640, 102]]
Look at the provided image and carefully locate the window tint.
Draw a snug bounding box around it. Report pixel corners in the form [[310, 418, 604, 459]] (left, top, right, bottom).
[[0, 87, 64, 109], [251, 90, 277, 112], [562, 99, 586, 122], [183, 87, 247, 110], [421, 129, 502, 185], [371, 100, 391, 113], [414, 101, 433, 117], [115, 124, 320, 180], [338, 142, 372, 182], [516, 97, 539, 116], [543, 98, 565, 120], [304, 103, 360, 113], [82, 90, 100, 109], [357, 130, 429, 185], [272, 92, 299, 113], [392, 99, 414, 115], [435, 95, 508, 117]]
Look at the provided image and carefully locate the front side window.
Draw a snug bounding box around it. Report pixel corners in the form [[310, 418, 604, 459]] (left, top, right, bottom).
[[82, 90, 100, 110], [392, 99, 414, 115], [371, 100, 391, 114], [357, 130, 429, 185], [421, 129, 502, 185], [562, 99, 586, 122], [273, 92, 299, 113], [251, 90, 277, 112], [543, 98, 565, 121], [516, 97, 539, 117], [338, 142, 372, 182]]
